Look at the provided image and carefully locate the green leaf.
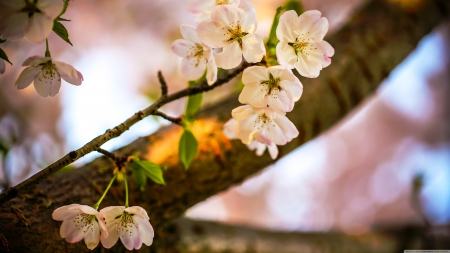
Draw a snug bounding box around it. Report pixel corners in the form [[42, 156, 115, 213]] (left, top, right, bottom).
[[0, 48, 12, 65], [52, 21, 73, 46], [179, 129, 198, 170], [129, 159, 166, 188], [284, 0, 304, 15], [58, 0, 70, 17], [184, 81, 203, 124], [130, 163, 148, 190], [56, 17, 71, 22]]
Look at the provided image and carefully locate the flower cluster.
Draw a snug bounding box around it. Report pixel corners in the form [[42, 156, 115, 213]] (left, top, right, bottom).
[[52, 204, 154, 250]]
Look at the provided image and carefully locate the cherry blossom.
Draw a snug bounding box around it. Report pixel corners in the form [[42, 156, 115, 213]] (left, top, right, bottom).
[[52, 204, 107, 250], [172, 25, 217, 85], [229, 105, 298, 146], [239, 65, 303, 114], [276, 10, 334, 78], [224, 118, 279, 159], [15, 56, 83, 97], [187, 0, 240, 23], [0, 0, 63, 43], [197, 3, 265, 69], [100, 206, 154, 251]]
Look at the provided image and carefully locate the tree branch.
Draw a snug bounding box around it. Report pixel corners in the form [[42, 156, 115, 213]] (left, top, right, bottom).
[[154, 111, 183, 126]]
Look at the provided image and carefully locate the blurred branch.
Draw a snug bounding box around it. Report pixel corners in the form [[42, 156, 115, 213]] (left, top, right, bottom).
[[0, 62, 253, 204], [154, 111, 183, 126], [0, 0, 449, 251]]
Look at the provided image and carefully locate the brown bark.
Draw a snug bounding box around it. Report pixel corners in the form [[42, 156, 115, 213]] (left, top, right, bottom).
[[0, 0, 449, 252]]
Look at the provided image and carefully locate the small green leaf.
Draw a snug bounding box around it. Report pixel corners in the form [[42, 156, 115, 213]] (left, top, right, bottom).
[[184, 81, 203, 123], [179, 129, 198, 170], [0, 48, 12, 65], [56, 17, 71, 22], [52, 21, 73, 46], [139, 161, 166, 185], [284, 0, 304, 15], [130, 163, 148, 190]]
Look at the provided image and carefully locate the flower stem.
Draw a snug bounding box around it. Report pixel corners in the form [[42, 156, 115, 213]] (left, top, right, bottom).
[[45, 39, 51, 58], [124, 175, 129, 208], [93, 174, 117, 210]]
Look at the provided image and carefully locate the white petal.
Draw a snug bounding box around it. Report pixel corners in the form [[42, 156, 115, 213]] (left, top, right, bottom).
[[236, 113, 260, 144], [186, 0, 215, 22], [84, 221, 100, 250], [259, 123, 288, 145], [60, 218, 78, 239], [0, 12, 28, 41], [267, 66, 295, 82], [267, 90, 293, 115], [223, 119, 237, 139], [69, 205, 98, 215], [101, 219, 119, 249], [65, 223, 86, 243], [242, 34, 265, 63], [267, 143, 279, 159], [316, 40, 334, 68], [206, 55, 217, 85], [240, 1, 257, 33], [171, 39, 195, 58], [24, 13, 54, 43], [276, 10, 300, 42], [99, 206, 125, 222], [15, 66, 40, 89], [52, 204, 83, 221], [197, 21, 228, 48], [281, 79, 303, 102], [125, 206, 150, 220], [276, 42, 297, 68], [0, 60, 5, 74], [298, 10, 328, 41], [33, 69, 61, 97], [238, 85, 267, 108], [135, 216, 154, 246], [242, 66, 268, 85], [214, 42, 242, 69], [181, 57, 206, 80], [211, 5, 240, 28], [295, 53, 322, 78], [54, 61, 83, 85], [231, 105, 253, 121], [255, 142, 266, 156], [37, 0, 64, 19], [274, 115, 299, 140], [22, 56, 51, 66], [120, 223, 139, 250], [180, 24, 201, 44]]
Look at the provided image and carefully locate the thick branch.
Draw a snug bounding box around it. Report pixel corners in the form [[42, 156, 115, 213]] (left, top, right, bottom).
[[0, 0, 449, 252]]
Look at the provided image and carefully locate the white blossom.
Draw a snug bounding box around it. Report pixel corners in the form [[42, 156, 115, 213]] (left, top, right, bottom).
[[15, 56, 83, 97], [197, 2, 265, 69], [224, 118, 279, 159], [239, 65, 303, 115], [228, 105, 298, 146], [52, 204, 107, 250], [100, 206, 154, 251], [171, 25, 217, 85], [276, 10, 334, 78], [187, 0, 240, 23], [0, 0, 63, 43]]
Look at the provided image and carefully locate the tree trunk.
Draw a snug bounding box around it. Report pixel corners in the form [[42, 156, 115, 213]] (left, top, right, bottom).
[[0, 0, 449, 252]]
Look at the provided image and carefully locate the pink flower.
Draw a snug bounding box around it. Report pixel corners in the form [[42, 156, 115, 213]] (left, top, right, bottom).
[[224, 118, 279, 159], [52, 204, 107, 250], [197, 2, 265, 69], [187, 0, 240, 23], [15, 56, 83, 97], [239, 65, 303, 115], [0, 0, 63, 43], [228, 105, 298, 146], [171, 25, 217, 84], [100, 206, 154, 251], [276, 10, 334, 78]]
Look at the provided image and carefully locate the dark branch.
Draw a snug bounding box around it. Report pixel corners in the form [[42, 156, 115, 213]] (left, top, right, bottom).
[[158, 71, 168, 97], [153, 111, 183, 126]]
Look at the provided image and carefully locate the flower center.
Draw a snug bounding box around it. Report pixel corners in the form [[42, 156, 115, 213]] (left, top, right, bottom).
[[115, 211, 137, 238], [187, 44, 205, 67], [21, 0, 42, 18], [288, 36, 316, 56], [216, 0, 229, 5], [226, 22, 248, 49], [260, 73, 282, 97], [73, 213, 97, 234], [254, 113, 276, 131], [40, 61, 61, 82]]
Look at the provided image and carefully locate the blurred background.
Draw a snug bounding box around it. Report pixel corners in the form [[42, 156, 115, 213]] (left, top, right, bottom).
[[0, 0, 449, 240]]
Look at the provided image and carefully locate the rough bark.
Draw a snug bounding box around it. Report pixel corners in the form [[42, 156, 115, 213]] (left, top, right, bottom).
[[0, 0, 449, 252]]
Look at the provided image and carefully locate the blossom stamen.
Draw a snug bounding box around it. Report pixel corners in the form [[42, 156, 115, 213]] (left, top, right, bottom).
[[226, 22, 248, 49], [216, 0, 229, 5], [260, 73, 282, 97], [187, 44, 205, 67]]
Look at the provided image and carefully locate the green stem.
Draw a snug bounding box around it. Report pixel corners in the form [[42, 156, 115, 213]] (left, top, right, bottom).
[[45, 39, 51, 57], [93, 174, 117, 210], [124, 175, 129, 208]]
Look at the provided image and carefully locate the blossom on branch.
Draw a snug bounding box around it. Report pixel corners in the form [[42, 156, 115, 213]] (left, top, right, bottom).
[[0, 0, 63, 43], [197, 3, 265, 69], [187, 0, 240, 22], [239, 65, 303, 115], [15, 56, 83, 97], [52, 204, 107, 250], [224, 118, 279, 159], [172, 25, 217, 85], [276, 10, 334, 78], [229, 105, 298, 146], [100, 206, 154, 251]]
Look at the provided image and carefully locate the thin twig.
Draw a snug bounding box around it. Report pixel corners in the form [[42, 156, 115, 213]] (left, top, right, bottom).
[[158, 71, 168, 97], [96, 148, 122, 162], [0, 62, 253, 204], [153, 111, 183, 125]]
